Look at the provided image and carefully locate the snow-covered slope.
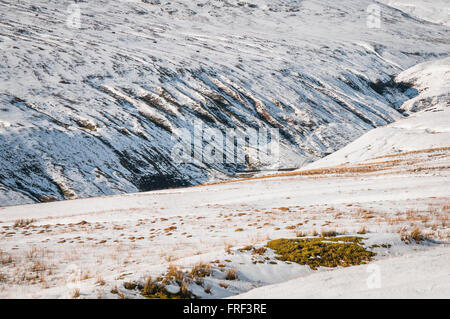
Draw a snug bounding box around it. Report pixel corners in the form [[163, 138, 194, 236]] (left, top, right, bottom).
[[306, 57, 450, 168], [1, 0, 449, 206], [380, 0, 450, 26], [306, 105, 450, 168], [397, 57, 450, 112]]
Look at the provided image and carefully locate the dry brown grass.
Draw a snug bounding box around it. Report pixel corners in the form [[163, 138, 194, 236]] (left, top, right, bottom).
[[142, 277, 153, 295], [203, 285, 212, 294], [110, 286, 119, 294], [72, 288, 80, 299], [239, 245, 252, 251], [179, 280, 191, 298], [296, 231, 306, 237], [410, 226, 424, 242], [334, 211, 342, 219], [225, 268, 238, 280], [400, 226, 425, 243], [164, 226, 177, 232], [192, 147, 450, 190], [321, 229, 337, 237], [96, 276, 105, 286], [1, 253, 13, 265], [373, 147, 450, 160], [123, 281, 139, 290], [190, 263, 211, 278], [200, 162, 396, 187], [219, 281, 229, 289], [356, 208, 377, 220], [13, 219, 36, 228], [252, 247, 266, 255], [30, 260, 47, 273], [166, 265, 184, 282], [224, 243, 233, 254], [80, 271, 90, 281], [357, 226, 367, 235]]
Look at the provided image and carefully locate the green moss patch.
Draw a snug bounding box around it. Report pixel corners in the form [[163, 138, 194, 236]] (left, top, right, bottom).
[[266, 236, 375, 270], [140, 278, 195, 299]]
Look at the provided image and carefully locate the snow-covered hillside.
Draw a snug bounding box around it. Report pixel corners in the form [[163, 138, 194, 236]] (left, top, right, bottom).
[[0, 0, 448, 299], [1, 0, 449, 206], [380, 0, 450, 26], [307, 57, 450, 168]]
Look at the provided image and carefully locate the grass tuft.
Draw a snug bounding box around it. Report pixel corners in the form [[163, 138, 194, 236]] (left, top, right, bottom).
[[401, 226, 425, 243], [321, 229, 337, 237], [13, 219, 35, 228], [72, 288, 80, 299], [225, 268, 238, 280], [190, 263, 211, 278], [357, 226, 367, 234]]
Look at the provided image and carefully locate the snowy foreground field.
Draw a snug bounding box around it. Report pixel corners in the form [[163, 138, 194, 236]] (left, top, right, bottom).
[[0, 100, 449, 298]]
